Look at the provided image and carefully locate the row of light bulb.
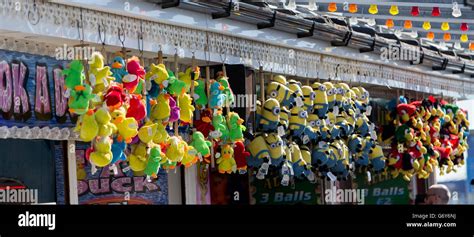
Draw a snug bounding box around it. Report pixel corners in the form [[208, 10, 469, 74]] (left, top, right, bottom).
[[0, 126, 78, 140], [385, 21, 467, 32]]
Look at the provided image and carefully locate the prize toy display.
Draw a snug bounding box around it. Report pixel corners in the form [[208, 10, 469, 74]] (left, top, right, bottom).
[[249, 75, 386, 185], [383, 96, 469, 181], [64, 51, 249, 180]]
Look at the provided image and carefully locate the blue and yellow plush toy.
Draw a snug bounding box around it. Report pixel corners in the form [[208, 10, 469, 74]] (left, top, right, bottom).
[[311, 82, 328, 118], [209, 81, 226, 109], [301, 85, 315, 113], [266, 81, 295, 108], [247, 134, 271, 168], [110, 55, 128, 82], [257, 98, 280, 132], [265, 133, 285, 167], [323, 82, 336, 110], [289, 106, 308, 139]]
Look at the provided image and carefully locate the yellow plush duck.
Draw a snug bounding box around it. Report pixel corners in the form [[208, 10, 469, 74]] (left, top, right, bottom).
[[181, 144, 199, 168], [150, 93, 170, 122], [89, 136, 113, 167], [178, 67, 199, 93], [95, 107, 117, 137], [111, 107, 138, 143], [178, 93, 195, 124], [129, 142, 148, 172], [146, 63, 169, 89], [80, 109, 99, 142], [216, 144, 236, 174], [138, 121, 158, 144], [153, 122, 170, 145], [88, 52, 113, 93], [165, 136, 186, 169]]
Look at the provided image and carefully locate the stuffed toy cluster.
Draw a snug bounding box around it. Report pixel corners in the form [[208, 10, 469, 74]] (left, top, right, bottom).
[[63, 52, 236, 180], [248, 75, 386, 185], [64, 52, 249, 179], [192, 72, 250, 175], [382, 96, 469, 181]]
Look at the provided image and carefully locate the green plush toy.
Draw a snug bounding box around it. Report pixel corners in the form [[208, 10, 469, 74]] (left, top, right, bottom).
[[63, 60, 85, 91], [217, 75, 234, 105], [68, 84, 94, 115], [190, 131, 212, 162], [212, 113, 229, 141], [167, 70, 186, 96], [194, 79, 208, 107], [227, 111, 246, 142], [144, 145, 163, 178]]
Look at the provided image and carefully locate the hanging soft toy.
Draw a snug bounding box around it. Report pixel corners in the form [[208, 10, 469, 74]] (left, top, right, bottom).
[[68, 84, 94, 115], [217, 72, 235, 105], [190, 131, 212, 163], [153, 122, 170, 145], [396, 103, 417, 124], [336, 110, 355, 138], [89, 136, 113, 167], [368, 144, 386, 174], [323, 82, 336, 111], [129, 142, 148, 172], [435, 146, 454, 175], [272, 75, 287, 85], [181, 144, 199, 168], [311, 82, 328, 118], [111, 107, 138, 143], [167, 71, 186, 96], [247, 134, 271, 168], [289, 143, 307, 179], [126, 94, 146, 121], [330, 140, 350, 180], [110, 138, 127, 164], [289, 105, 308, 139], [326, 111, 341, 140], [79, 109, 99, 142], [168, 96, 180, 123], [178, 93, 195, 124], [178, 67, 200, 93], [209, 81, 226, 109], [110, 55, 128, 82], [144, 145, 164, 180], [265, 133, 285, 167], [95, 107, 117, 137], [194, 78, 208, 108], [278, 106, 291, 137], [257, 98, 280, 132], [104, 84, 126, 111], [266, 81, 295, 108], [146, 63, 169, 89], [193, 109, 214, 137], [233, 141, 250, 174], [301, 85, 315, 113], [227, 112, 246, 142], [164, 136, 186, 169], [150, 94, 170, 122], [211, 113, 229, 141], [63, 60, 85, 95], [304, 114, 321, 141], [216, 144, 236, 174], [88, 52, 113, 93], [138, 122, 158, 144], [126, 56, 146, 93]]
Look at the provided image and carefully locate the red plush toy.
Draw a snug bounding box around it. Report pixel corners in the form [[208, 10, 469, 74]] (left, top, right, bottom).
[[396, 103, 417, 123], [233, 141, 250, 173], [194, 109, 214, 138], [126, 56, 145, 79], [105, 84, 126, 111], [126, 94, 146, 121]]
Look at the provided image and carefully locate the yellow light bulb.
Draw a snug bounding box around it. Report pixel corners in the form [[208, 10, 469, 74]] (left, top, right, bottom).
[[389, 5, 399, 15], [422, 21, 431, 30], [368, 4, 378, 14], [441, 22, 450, 31], [460, 34, 469, 42]]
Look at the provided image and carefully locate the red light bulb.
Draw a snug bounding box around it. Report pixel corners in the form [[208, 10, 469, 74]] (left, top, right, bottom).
[[432, 7, 441, 17], [461, 23, 469, 32], [411, 6, 420, 16]]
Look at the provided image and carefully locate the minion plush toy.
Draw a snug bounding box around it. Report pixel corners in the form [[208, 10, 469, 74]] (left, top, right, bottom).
[[311, 82, 328, 118], [265, 133, 285, 167], [258, 98, 281, 132], [323, 82, 336, 110], [301, 85, 315, 113], [247, 134, 271, 168], [287, 79, 304, 101], [266, 81, 295, 108], [289, 105, 308, 140]]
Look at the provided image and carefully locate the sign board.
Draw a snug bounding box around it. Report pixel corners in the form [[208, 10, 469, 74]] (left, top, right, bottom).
[[354, 175, 410, 205]]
